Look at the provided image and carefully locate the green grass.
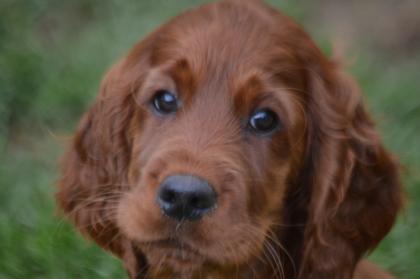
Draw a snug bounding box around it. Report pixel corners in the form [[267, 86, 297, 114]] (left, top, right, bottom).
[[0, 1, 419, 278]]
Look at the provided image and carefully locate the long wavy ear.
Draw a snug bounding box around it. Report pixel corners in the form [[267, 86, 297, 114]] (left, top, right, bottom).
[[56, 60, 135, 254], [55, 25, 158, 276], [298, 60, 403, 278]]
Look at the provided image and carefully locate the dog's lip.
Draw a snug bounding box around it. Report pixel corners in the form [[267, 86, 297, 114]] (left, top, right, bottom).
[[139, 238, 206, 267], [141, 238, 203, 256]]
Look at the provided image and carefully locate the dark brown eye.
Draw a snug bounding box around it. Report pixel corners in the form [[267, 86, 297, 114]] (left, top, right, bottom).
[[248, 108, 279, 135], [152, 90, 179, 114]]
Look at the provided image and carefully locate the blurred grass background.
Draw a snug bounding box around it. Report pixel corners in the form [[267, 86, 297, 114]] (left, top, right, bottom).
[[0, 0, 419, 278]]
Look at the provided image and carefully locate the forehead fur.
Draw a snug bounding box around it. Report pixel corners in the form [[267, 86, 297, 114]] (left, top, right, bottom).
[[147, 1, 310, 88]]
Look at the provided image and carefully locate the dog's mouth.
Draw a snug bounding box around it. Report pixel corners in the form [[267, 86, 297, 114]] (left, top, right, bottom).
[[139, 238, 206, 270]]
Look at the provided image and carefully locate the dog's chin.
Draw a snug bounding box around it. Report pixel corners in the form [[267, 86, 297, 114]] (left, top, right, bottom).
[[137, 238, 261, 278], [139, 239, 207, 275]]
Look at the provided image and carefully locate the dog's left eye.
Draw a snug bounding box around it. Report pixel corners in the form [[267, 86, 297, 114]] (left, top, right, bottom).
[[152, 90, 179, 114], [248, 109, 279, 135]]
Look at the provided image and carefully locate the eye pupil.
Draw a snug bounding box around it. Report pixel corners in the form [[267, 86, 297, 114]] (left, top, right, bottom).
[[249, 109, 279, 134], [153, 90, 178, 114]]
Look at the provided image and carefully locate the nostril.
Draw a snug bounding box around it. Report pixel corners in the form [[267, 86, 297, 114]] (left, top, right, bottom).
[[160, 188, 176, 204], [190, 193, 215, 210]]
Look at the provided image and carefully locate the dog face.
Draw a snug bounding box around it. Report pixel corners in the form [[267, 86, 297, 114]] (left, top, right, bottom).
[[117, 3, 308, 274], [57, 1, 402, 278]]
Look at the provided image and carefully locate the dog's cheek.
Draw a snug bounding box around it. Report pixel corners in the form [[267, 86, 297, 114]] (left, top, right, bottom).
[[117, 193, 142, 241], [116, 185, 162, 242]]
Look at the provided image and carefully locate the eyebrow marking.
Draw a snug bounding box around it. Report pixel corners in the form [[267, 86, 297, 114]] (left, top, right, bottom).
[[233, 73, 301, 130], [233, 74, 269, 117], [167, 58, 197, 103]]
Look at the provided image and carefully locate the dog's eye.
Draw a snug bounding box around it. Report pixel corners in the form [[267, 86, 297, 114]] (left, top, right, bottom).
[[248, 109, 279, 135], [152, 90, 179, 114]]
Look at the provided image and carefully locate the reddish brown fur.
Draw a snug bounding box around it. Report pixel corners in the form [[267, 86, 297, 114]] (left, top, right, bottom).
[[56, 1, 402, 278]]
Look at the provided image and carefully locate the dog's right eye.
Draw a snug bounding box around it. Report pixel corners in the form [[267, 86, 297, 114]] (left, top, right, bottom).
[[152, 90, 179, 115]]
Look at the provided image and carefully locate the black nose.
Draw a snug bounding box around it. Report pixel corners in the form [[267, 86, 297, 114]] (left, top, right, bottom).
[[157, 175, 217, 221]]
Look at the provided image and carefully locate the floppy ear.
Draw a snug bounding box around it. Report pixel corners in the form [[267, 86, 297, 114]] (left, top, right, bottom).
[[298, 61, 403, 278], [56, 60, 135, 255], [55, 29, 156, 276], [56, 58, 152, 278]]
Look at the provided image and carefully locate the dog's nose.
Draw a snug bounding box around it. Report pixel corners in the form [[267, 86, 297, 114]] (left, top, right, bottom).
[[157, 175, 217, 221]]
